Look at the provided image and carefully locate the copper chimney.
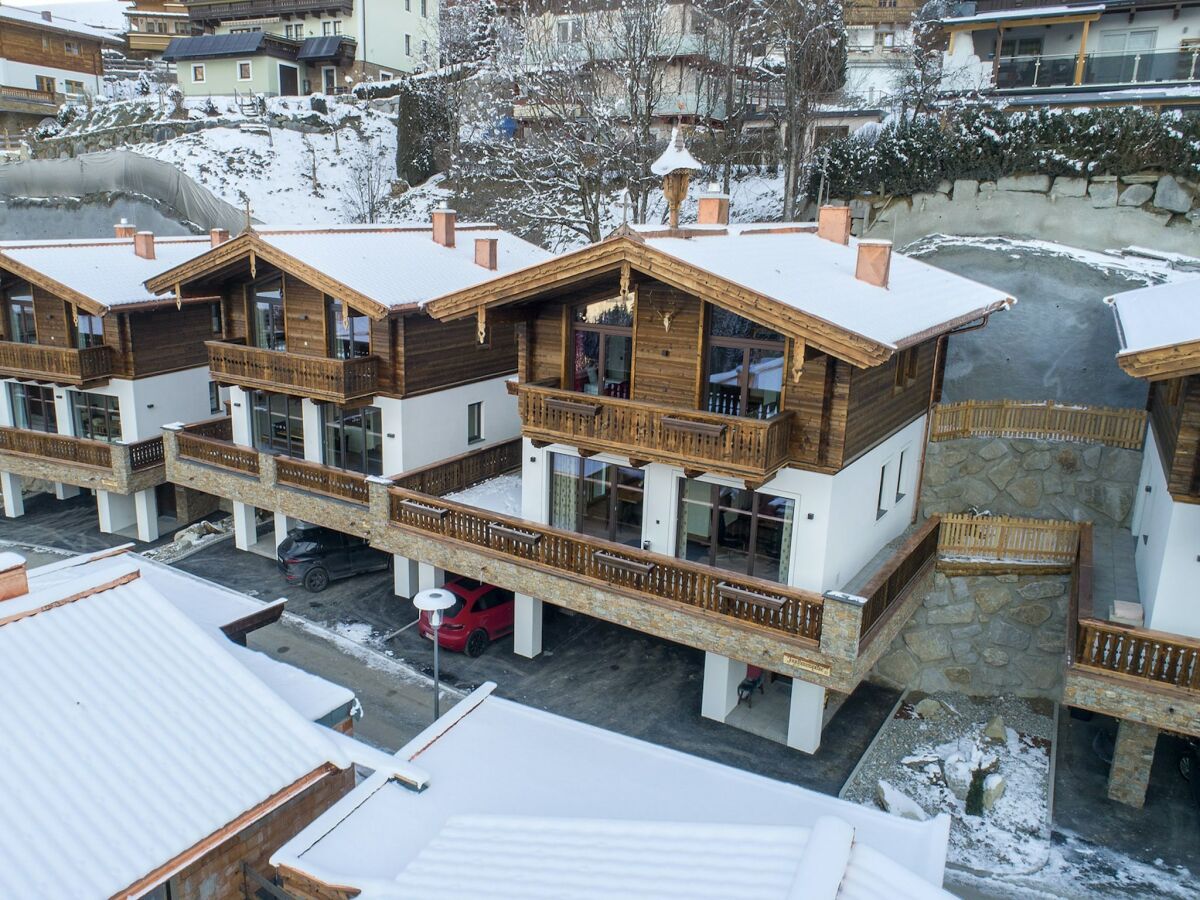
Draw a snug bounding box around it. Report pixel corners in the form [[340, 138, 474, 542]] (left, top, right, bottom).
[[432, 203, 456, 248], [817, 206, 852, 245], [855, 240, 893, 289]]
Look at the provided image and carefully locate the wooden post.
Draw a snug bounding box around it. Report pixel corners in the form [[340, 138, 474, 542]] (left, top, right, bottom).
[[992, 27, 1006, 83], [1074, 19, 1091, 85]]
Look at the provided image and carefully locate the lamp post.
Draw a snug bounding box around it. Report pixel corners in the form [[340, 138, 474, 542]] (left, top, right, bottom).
[[413, 587, 456, 721]]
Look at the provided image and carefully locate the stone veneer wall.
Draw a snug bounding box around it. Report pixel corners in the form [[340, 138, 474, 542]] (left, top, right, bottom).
[[919, 436, 1143, 527], [872, 569, 1071, 698]]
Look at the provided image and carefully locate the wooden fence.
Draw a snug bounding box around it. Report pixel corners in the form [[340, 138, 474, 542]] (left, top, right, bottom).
[[128, 436, 165, 471], [276, 457, 369, 505], [0, 427, 112, 468], [930, 400, 1147, 449], [391, 439, 521, 496], [858, 516, 941, 645], [175, 429, 260, 475], [938, 514, 1080, 564]]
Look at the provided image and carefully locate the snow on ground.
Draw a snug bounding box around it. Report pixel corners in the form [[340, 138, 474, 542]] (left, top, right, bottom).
[[444, 472, 522, 518]]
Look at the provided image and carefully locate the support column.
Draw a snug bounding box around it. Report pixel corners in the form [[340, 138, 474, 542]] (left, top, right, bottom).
[[1107, 720, 1159, 808], [302, 399, 324, 464], [1, 471, 24, 518], [273, 510, 294, 548], [54, 482, 80, 500], [133, 488, 159, 543], [514, 593, 543, 658], [228, 386, 254, 447], [393, 554, 420, 598], [96, 490, 136, 535], [701, 652, 747, 723], [786, 679, 827, 754], [232, 501, 256, 551], [418, 562, 445, 591]]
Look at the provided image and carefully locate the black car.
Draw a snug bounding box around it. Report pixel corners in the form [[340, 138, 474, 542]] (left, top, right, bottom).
[[277, 525, 390, 592]]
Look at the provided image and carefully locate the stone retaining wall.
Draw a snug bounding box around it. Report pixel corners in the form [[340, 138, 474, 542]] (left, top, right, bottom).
[[919, 436, 1142, 528]]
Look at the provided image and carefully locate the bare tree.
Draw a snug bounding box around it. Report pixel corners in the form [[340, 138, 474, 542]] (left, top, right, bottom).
[[891, 0, 952, 117], [344, 142, 391, 223]]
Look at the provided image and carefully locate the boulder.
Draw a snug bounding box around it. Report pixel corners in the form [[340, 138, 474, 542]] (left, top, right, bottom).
[[979, 439, 1008, 461], [1007, 476, 1043, 509], [1018, 580, 1065, 600], [982, 647, 1010, 667], [998, 174, 1050, 192], [1051, 177, 1088, 198], [875, 647, 919, 685], [914, 697, 948, 719], [986, 618, 1031, 650], [953, 179, 979, 201], [1009, 602, 1053, 627], [1154, 175, 1194, 214], [1118, 183, 1154, 207], [876, 780, 929, 821], [982, 773, 1006, 810], [944, 666, 973, 686], [936, 179, 953, 194], [983, 715, 1007, 742], [941, 754, 974, 800], [1089, 182, 1118, 208], [987, 456, 1020, 490], [975, 585, 1011, 615], [905, 629, 952, 662], [927, 601, 977, 626]]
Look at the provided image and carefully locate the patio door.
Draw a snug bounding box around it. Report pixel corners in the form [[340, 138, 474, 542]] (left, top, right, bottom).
[[279, 64, 299, 96], [323, 66, 337, 94], [549, 453, 644, 546]]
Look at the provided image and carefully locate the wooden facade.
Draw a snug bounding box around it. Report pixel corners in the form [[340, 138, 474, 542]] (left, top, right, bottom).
[[0, 18, 107, 77], [1148, 374, 1200, 503]]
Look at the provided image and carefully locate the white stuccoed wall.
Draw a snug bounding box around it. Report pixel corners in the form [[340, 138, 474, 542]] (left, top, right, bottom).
[[392, 375, 520, 474]]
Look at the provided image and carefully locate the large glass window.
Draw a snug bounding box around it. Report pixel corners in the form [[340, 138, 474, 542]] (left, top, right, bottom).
[[73, 312, 104, 349], [252, 390, 304, 457], [705, 308, 784, 419], [327, 297, 370, 359], [9, 384, 57, 433], [675, 478, 794, 583], [571, 296, 632, 398], [250, 277, 286, 352], [70, 391, 121, 442], [4, 281, 35, 344], [322, 404, 382, 475], [549, 452, 643, 546]]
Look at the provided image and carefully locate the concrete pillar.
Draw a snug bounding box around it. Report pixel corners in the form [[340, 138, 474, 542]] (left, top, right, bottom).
[[1107, 720, 1159, 808], [302, 399, 324, 464], [229, 386, 254, 447], [701, 652, 747, 723], [96, 490, 136, 535], [514, 593, 543, 658], [393, 554, 420, 598], [1, 471, 24, 518], [639, 462, 677, 554], [53, 482, 81, 500], [232, 501, 256, 551], [520, 438, 549, 524], [273, 510, 294, 548], [133, 488, 159, 543], [418, 562, 445, 591], [786, 678, 827, 754]]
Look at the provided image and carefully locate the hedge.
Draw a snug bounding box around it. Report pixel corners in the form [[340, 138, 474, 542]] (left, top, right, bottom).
[[814, 107, 1200, 199]]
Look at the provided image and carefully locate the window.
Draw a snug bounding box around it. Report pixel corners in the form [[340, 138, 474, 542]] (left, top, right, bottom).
[[174, 20, 190, 33], [286, 23, 305, 39], [191, 64, 206, 83], [879, 0, 897, 7], [557, 18, 582, 43], [421, 0, 428, 16], [877, 452, 906, 519], [322, 404, 382, 474], [71, 391, 121, 442], [893, 346, 918, 390], [323, 20, 342, 35], [237, 60, 252, 81], [210, 301, 223, 335], [4, 281, 36, 344], [705, 308, 784, 418], [405, 33, 412, 55], [1000, 37, 1043, 58], [380, 71, 393, 81], [9, 384, 57, 433], [550, 453, 644, 546], [467, 401, 483, 444], [208, 381, 222, 414], [73, 312, 104, 349], [250, 276, 285, 351], [64, 80, 85, 95], [251, 391, 304, 457], [875, 30, 896, 49], [895, 449, 907, 503], [35, 75, 55, 94], [41, 35, 50, 51], [64, 40, 80, 56], [405, 0, 411, 10], [326, 297, 370, 359], [676, 479, 794, 583], [571, 296, 633, 398]]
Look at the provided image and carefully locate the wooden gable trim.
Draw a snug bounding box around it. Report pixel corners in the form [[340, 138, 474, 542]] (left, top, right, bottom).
[[1118, 340, 1200, 381], [0, 253, 111, 317]]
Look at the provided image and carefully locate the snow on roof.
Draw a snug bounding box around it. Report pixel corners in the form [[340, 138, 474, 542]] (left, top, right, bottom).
[[253, 226, 553, 311], [273, 685, 953, 897], [636, 226, 1014, 349], [0, 2, 125, 41], [941, 3, 1105, 25], [0, 557, 349, 900], [1106, 277, 1200, 356], [651, 126, 703, 176], [0, 236, 212, 311], [444, 471, 521, 517]]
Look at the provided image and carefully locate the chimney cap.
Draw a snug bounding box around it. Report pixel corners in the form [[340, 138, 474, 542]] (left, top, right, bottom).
[[0, 551, 26, 573], [651, 127, 702, 177]]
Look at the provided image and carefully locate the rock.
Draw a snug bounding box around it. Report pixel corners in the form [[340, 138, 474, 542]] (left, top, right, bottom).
[[928, 601, 976, 626], [1007, 476, 1043, 509], [1076, 481, 1133, 523], [941, 754, 974, 800], [979, 180, 996, 194], [924, 460, 953, 486], [951, 640, 978, 663], [982, 647, 1010, 667], [998, 174, 1050, 192], [963, 477, 998, 508], [876, 780, 928, 821], [939, 448, 969, 467], [905, 629, 952, 662], [936, 179, 952, 194], [1017, 656, 1062, 690], [979, 439, 1008, 461], [875, 647, 919, 685], [944, 666, 973, 686], [983, 715, 1007, 742], [1051, 177, 1088, 198], [1118, 183, 1154, 207], [1043, 469, 1064, 495], [950, 622, 984, 640], [1082, 445, 1102, 468], [1154, 175, 1194, 213], [1022, 450, 1053, 471], [1121, 173, 1160, 184], [953, 179, 978, 201], [987, 456, 1020, 490], [974, 585, 1011, 615], [914, 697, 947, 719], [982, 773, 1006, 810], [1037, 626, 1067, 653], [1100, 448, 1142, 483], [1018, 580, 1065, 600], [1009, 602, 1053, 626], [1089, 182, 1118, 208], [987, 618, 1031, 650]]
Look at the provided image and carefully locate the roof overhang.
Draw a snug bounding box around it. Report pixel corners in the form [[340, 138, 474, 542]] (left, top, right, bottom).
[[1115, 341, 1200, 380], [942, 5, 1104, 31], [144, 233, 392, 320], [0, 251, 115, 316]]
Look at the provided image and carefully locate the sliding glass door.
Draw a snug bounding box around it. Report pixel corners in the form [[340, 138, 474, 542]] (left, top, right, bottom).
[[676, 478, 794, 583], [550, 453, 643, 546]]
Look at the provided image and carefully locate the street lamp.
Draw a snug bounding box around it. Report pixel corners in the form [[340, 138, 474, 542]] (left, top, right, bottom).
[[413, 587, 455, 721]]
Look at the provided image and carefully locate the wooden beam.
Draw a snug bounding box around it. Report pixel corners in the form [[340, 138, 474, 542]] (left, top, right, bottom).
[[1074, 18, 1091, 85], [1117, 340, 1200, 381]]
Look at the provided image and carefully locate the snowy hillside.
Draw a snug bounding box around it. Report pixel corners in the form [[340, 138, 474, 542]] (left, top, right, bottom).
[[15, 0, 130, 33]]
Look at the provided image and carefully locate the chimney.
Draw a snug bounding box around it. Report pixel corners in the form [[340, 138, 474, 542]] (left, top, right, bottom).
[[0, 552, 28, 602], [855, 239, 892, 289], [114, 218, 136, 239], [133, 231, 156, 260], [474, 237, 497, 270], [210, 227, 230, 248], [817, 205, 852, 245], [697, 182, 729, 226], [432, 202, 456, 248]]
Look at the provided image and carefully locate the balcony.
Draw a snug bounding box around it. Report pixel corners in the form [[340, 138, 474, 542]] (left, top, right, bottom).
[[512, 381, 794, 483], [206, 341, 379, 404], [183, 0, 353, 20], [996, 48, 1200, 91], [0, 342, 112, 386], [0, 427, 165, 493]]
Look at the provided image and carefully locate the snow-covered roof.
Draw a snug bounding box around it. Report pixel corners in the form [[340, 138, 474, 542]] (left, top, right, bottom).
[[651, 126, 703, 176], [0, 2, 125, 41], [0, 235, 213, 312], [635, 225, 1014, 349], [273, 684, 954, 898], [941, 3, 1105, 26], [28, 0, 130, 31], [0, 554, 350, 900], [1106, 277, 1200, 357]]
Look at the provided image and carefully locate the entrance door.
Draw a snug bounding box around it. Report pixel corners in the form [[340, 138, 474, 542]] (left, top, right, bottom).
[[322, 66, 337, 94], [279, 64, 299, 96]]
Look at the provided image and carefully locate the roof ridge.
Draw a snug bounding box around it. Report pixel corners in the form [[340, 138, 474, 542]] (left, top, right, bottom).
[[0, 568, 141, 628]]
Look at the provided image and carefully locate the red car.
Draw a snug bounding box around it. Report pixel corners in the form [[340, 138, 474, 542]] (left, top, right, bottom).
[[417, 577, 515, 657]]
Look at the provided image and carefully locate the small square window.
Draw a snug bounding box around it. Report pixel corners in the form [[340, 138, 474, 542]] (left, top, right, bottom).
[[192, 64, 206, 83], [64, 40, 80, 55], [237, 60, 252, 81], [209, 382, 222, 414], [467, 402, 483, 444]]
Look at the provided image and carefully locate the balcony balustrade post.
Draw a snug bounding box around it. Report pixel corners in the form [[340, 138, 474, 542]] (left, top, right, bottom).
[[366, 476, 394, 542], [819, 591, 866, 661], [259, 451, 278, 488], [110, 442, 134, 493]]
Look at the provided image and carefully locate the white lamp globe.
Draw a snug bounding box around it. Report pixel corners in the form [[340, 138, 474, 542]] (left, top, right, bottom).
[[414, 587, 456, 627]]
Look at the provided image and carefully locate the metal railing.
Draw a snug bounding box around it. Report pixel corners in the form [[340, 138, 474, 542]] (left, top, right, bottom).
[[996, 48, 1200, 90]]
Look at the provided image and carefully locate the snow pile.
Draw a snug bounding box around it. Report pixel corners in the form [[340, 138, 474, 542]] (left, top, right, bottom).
[[444, 472, 522, 517], [140, 518, 232, 563]]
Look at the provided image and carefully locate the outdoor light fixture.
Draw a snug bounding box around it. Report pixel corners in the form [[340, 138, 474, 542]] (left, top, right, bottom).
[[413, 587, 455, 721]]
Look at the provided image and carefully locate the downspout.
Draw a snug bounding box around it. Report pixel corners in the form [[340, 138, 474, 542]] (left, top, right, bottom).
[[909, 314, 991, 524]]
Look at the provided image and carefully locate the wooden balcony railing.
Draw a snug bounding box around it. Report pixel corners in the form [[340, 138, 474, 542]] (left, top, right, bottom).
[[931, 400, 1147, 449], [182, 416, 233, 441], [206, 341, 379, 404], [391, 439, 522, 496], [387, 484, 824, 641], [176, 421, 260, 476], [185, 0, 353, 18], [276, 456, 369, 505], [515, 381, 794, 480], [128, 436, 165, 471], [938, 514, 1080, 565], [857, 516, 941, 646], [0, 85, 58, 107], [0, 427, 112, 468], [0, 341, 112, 385]]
